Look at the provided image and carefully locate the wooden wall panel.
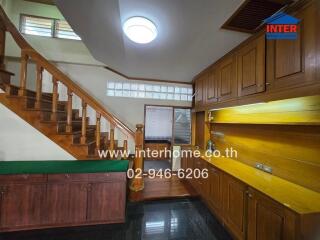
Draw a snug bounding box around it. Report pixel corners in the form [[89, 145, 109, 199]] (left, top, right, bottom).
[[211, 123, 320, 192], [195, 111, 205, 149]]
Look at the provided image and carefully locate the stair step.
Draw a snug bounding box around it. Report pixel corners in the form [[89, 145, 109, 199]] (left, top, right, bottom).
[[58, 128, 96, 136], [25, 96, 66, 111], [57, 122, 95, 134], [72, 140, 96, 155], [4, 84, 53, 101], [41, 109, 79, 121], [16, 96, 66, 111]]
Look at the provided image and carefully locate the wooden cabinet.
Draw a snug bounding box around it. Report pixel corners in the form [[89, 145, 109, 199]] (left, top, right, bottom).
[[237, 34, 266, 97], [0, 183, 46, 229], [207, 165, 223, 218], [206, 66, 218, 104], [222, 173, 248, 240], [46, 182, 88, 224], [247, 188, 297, 240], [192, 157, 208, 197], [87, 181, 126, 222], [217, 55, 237, 102], [193, 1, 319, 111], [0, 172, 127, 232], [266, 1, 318, 91]]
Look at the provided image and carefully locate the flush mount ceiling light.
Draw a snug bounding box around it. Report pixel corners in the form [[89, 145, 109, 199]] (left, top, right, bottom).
[[123, 17, 157, 44]]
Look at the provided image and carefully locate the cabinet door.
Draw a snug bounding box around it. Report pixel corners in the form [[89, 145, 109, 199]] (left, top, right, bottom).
[[237, 34, 265, 97], [87, 181, 126, 223], [195, 76, 204, 108], [247, 188, 297, 240], [222, 174, 247, 240], [46, 183, 87, 224], [0, 184, 46, 229], [218, 55, 237, 102], [208, 166, 222, 216], [206, 67, 218, 104], [192, 157, 204, 193], [266, 2, 317, 91]]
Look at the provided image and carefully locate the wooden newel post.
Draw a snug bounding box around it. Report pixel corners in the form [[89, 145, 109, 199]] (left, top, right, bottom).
[[18, 51, 29, 96], [35, 63, 43, 109], [129, 124, 144, 192]]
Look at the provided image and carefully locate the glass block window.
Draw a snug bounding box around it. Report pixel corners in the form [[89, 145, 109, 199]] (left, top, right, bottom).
[[106, 81, 193, 102]]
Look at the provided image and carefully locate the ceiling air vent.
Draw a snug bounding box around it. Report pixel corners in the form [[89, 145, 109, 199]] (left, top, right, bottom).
[[221, 0, 293, 33]]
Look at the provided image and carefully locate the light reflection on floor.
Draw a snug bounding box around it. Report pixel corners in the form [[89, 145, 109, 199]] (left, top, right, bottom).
[[0, 198, 232, 240]]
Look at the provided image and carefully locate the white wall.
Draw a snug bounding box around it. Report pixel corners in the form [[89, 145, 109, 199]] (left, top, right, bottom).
[[0, 103, 75, 161], [56, 63, 192, 130], [2, 0, 101, 65]]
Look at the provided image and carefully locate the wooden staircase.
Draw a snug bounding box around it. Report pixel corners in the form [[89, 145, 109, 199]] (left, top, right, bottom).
[[0, 6, 142, 160]]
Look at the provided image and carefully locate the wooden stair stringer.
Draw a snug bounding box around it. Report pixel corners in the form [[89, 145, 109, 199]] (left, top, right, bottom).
[[0, 93, 90, 159]]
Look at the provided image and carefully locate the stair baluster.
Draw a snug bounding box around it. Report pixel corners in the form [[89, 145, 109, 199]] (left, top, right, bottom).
[[66, 89, 73, 133], [123, 139, 128, 152], [80, 100, 87, 144], [95, 113, 101, 154], [51, 77, 58, 121], [35, 63, 43, 109], [18, 51, 28, 96], [109, 127, 115, 152]]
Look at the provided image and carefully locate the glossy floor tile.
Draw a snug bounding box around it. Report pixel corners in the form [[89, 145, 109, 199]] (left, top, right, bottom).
[[0, 198, 232, 240], [144, 159, 171, 171]]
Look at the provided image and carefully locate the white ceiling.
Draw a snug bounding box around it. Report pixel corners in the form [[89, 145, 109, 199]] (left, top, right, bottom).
[[55, 0, 250, 83]]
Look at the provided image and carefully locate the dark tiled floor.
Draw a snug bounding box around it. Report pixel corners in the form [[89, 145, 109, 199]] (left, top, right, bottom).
[[144, 160, 171, 171], [0, 198, 232, 240]]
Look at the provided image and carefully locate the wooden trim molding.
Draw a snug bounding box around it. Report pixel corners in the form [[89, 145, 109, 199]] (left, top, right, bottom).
[[104, 66, 192, 86]]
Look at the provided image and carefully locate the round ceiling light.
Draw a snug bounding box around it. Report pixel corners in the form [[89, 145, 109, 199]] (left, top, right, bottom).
[[123, 17, 157, 44]]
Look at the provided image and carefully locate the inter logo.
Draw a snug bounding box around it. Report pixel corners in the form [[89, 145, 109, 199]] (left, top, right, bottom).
[[264, 12, 300, 40]]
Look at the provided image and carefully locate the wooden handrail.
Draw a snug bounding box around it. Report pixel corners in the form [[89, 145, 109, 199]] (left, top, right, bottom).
[[0, 5, 134, 138]]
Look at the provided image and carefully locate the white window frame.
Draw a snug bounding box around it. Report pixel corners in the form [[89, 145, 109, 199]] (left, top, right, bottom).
[[20, 14, 81, 41]]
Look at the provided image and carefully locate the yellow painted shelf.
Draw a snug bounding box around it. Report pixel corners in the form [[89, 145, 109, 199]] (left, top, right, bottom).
[[208, 95, 320, 125], [194, 148, 320, 214]]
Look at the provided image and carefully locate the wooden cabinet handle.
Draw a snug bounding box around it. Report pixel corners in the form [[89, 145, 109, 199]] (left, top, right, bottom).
[[80, 185, 87, 192], [266, 82, 271, 86], [22, 174, 29, 179], [65, 174, 71, 179], [0, 186, 9, 195]]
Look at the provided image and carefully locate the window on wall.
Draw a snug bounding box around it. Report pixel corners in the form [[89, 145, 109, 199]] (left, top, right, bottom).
[[20, 15, 81, 40], [173, 108, 191, 144], [106, 81, 193, 102]]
